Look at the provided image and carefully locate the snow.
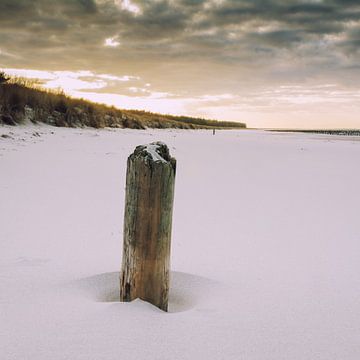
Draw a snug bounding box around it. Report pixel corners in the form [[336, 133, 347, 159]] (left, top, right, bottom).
[[1, 125, 360, 359], [144, 142, 168, 163]]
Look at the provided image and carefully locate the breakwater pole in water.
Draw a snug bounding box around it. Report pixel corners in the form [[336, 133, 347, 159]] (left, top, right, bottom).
[[120, 142, 176, 311]]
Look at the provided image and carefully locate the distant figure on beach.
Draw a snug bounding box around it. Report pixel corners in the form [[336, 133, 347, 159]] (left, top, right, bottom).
[[213, 129, 215, 135]]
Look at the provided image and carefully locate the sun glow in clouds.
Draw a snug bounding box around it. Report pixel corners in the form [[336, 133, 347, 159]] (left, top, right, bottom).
[[115, 0, 141, 15], [104, 37, 120, 47], [0, 68, 190, 115], [2, 69, 138, 91]]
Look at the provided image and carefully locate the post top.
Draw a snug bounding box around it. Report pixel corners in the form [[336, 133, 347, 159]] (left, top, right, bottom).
[[131, 142, 176, 170]]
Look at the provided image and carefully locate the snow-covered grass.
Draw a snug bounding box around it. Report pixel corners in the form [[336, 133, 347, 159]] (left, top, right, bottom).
[[1, 125, 360, 359]]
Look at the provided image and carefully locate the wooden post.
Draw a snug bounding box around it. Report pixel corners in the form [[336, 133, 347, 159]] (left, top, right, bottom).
[[120, 142, 176, 311]]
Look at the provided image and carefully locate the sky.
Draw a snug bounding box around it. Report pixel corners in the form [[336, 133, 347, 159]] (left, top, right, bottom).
[[0, 0, 360, 129]]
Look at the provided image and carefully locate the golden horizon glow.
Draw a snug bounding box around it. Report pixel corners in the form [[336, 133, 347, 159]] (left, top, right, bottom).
[[1, 1, 359, 129], [3, 67, 360, 129]]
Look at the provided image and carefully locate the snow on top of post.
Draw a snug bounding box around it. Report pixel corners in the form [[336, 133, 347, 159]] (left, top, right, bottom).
[[144, 142, 168, 163]]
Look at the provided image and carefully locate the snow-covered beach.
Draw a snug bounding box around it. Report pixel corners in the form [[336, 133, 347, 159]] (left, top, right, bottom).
[[1, 126, 360, 359]]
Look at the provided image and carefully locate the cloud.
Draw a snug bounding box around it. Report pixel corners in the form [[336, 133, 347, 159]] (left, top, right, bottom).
[[104, 37, 121, 47], [0, 48, 19, 59], [0, 0, 359, 127], [1, 0, 359, 72]]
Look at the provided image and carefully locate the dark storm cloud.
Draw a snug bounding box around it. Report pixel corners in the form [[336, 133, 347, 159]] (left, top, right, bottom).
[[338, 26, 360, 54], [201, 0, 359, 35], [248, 30, 304, 47], [0, 0, 97, 22], [0, 1, 357, 46], [0, 0, 359, 86], [118, 1, 190, 39]]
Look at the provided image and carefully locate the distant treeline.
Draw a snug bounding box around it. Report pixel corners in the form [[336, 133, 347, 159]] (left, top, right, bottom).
[[124, 110, 246, 129], [0, 72, 246, 130]]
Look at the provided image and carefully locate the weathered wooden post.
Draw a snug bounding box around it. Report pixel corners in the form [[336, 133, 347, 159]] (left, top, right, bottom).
[[120, 142, 176, 311]]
